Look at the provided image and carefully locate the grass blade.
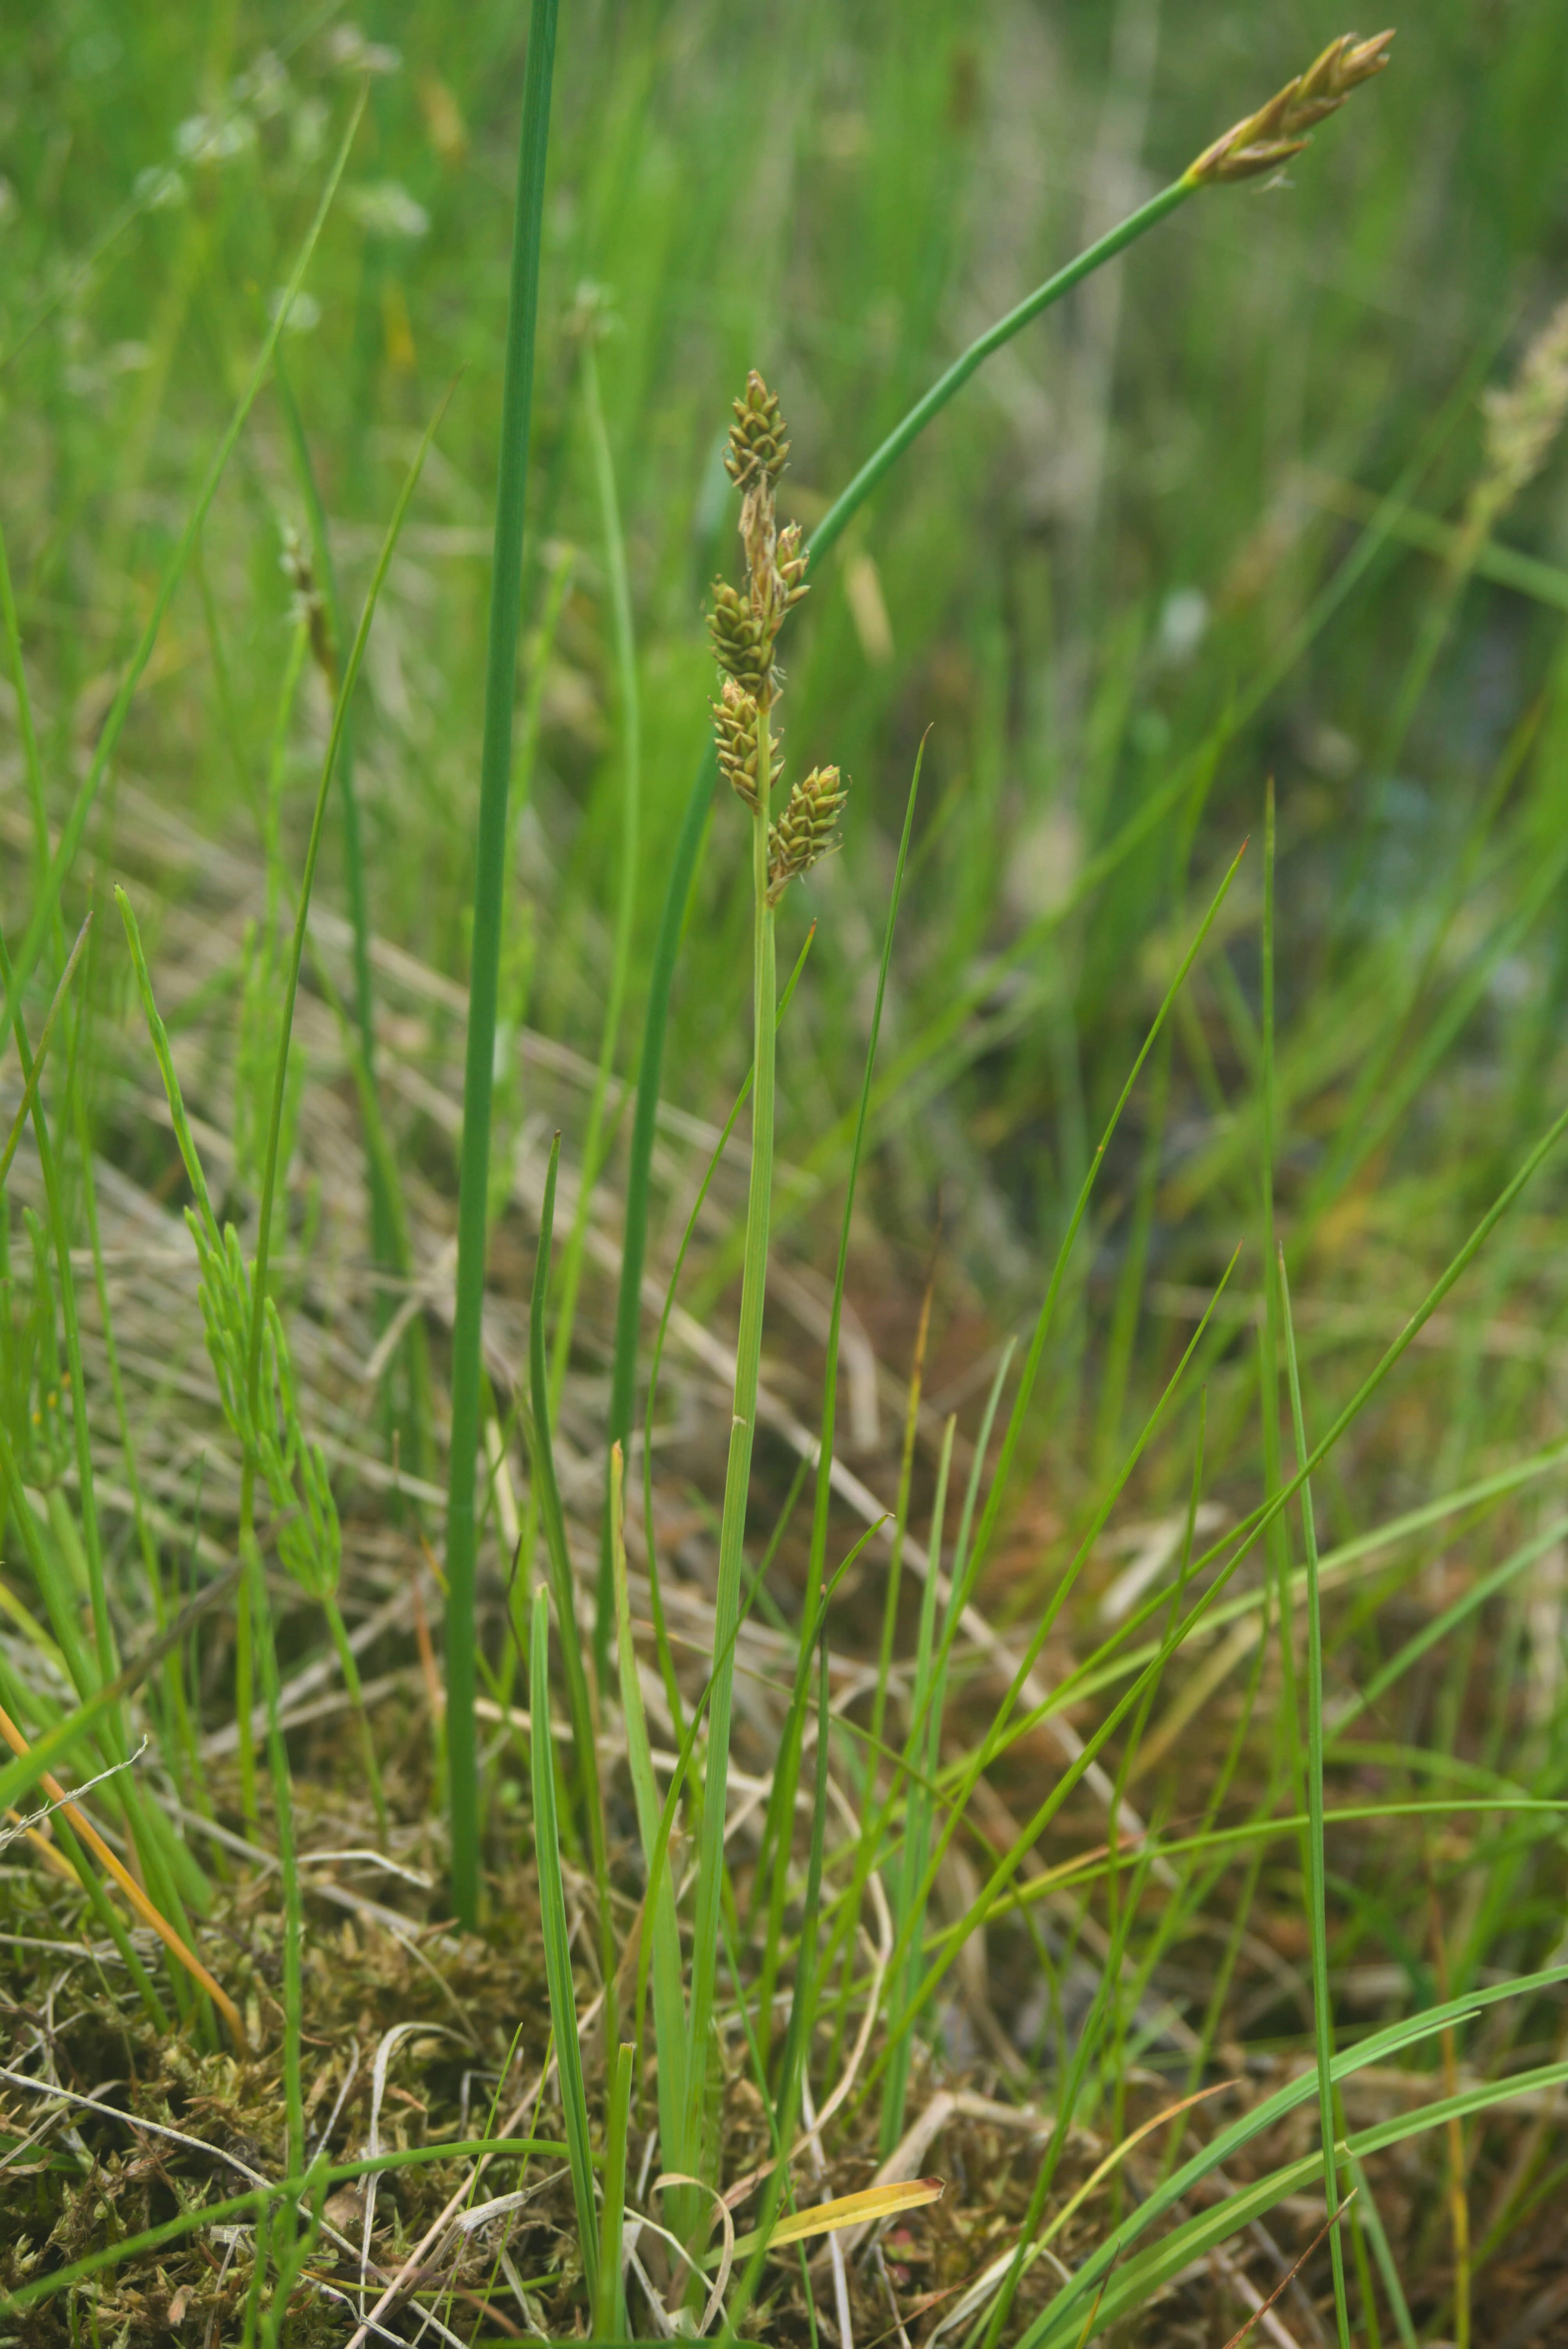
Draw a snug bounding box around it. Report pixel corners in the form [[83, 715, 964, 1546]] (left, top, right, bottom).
[[549, 333, 642, 1704], [1019, 1965, 1568, 2347], [0, 913, 90, 1190], [610, 1443, 691, 2191], [530, 1582, 600, 2308], [520, 1136, 613, 2011], [722, 2178, 944, 2267], [445, 0, 561, 1928], [597, 2041, 634, 2342], [754, 742, 924, 2054], [727, 1627, 833, 2337]]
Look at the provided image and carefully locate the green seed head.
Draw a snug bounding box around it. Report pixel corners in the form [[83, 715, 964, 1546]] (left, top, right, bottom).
[[714, 678, 784, 813], [1184, 29, 1393, 187], [767, 764, 848, 903], [709, 578, 774, 692], [724, 369, 790, 492]]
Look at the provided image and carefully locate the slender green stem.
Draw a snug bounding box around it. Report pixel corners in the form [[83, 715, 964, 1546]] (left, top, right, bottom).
[[523, 1137, 615, 2026], [445, 0, 560, 1927], [684, 699, 776, 2169], [1260, 781, 1302, 1807], [812, 180, 1192, 564], [273, 350, 380, 1110], [596, 2041, 634, 2342], [552, 335, 641, 1696], [751, 750, 924, 2052], [323, 1594, 388, 1842], [1278, 1249, 1352, 2349], [640, 923, 818, 1741], [244, 1488, 304, 2171], [868, 1273, 932, 1769], [530, 1583, 600, 2308], [0, 512, 48, 894], [726, 1627, 832, 2339], [879, 1412, 954, 2157]]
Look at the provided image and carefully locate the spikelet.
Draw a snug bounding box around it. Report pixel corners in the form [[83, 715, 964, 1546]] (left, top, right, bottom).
[[713, 678, 784, 812], [709, 371, 842, 861], [709, 578, 775, 692], [724, 370, 790, 492], [775, 519, 810, 613], [1474, 299, 1568, 523], [1185, 31, 1393, 187], [281, 529, 337, 692], [767, 765, 848, 904]]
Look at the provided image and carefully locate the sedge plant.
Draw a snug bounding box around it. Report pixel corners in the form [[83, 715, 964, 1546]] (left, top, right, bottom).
[[34, 18, 1568, 2344], [597, 29, 1397, 1678]]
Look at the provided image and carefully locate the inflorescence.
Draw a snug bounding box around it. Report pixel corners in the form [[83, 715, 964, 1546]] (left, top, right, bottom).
[[709, 371, 847, 904]]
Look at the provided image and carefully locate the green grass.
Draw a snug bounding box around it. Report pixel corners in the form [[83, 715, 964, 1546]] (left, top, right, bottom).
[[5, 4, 1568, 2343]]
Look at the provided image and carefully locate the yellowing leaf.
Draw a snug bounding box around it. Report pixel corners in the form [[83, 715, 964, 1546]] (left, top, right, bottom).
[[725, 2177, 944, 2266]]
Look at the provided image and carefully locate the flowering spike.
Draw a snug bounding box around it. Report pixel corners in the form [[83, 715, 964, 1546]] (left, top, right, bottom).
[[724, 369, 790, 492], [1185, 30, 1393, 187], [767, 765, 849, 904]]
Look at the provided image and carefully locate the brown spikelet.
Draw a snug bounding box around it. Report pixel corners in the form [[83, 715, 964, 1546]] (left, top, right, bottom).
[[713, 679, 784, 812], [281, 530, 338, 693], [1185, 30, 1393, 187], [767, 765, 849, 903]]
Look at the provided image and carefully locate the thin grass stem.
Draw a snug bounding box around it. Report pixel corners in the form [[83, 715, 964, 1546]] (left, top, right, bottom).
[[529, 1582, 600, 2308], [552, 342, 641, 1670], [1277, 1249, 1352, 2349], [684, 696, 778, 2175], [444, 0, 561, 1926]]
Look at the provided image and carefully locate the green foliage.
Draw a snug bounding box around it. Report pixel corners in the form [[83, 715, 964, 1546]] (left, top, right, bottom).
[[9, 4, 1568, 2342]]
